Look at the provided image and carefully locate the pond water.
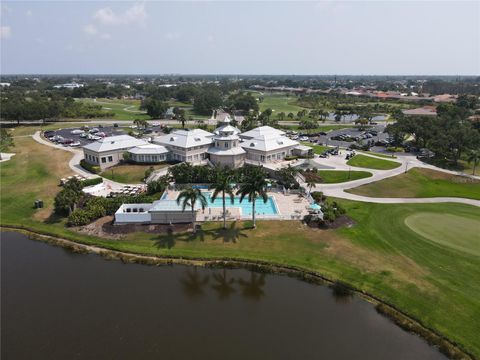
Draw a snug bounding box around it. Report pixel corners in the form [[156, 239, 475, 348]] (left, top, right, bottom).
[[1, 232, 447, 360], [326, 113, 387, 122]]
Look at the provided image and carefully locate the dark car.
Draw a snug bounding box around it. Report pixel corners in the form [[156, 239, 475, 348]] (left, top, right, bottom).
[[319, 132, 327, 136], [113, 123, 119, 127]]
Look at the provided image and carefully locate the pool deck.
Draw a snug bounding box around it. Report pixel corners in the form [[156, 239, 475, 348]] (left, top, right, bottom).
[[162, 189, 310, 221]]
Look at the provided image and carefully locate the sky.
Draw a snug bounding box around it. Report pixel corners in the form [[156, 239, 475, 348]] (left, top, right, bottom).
[[0, 1, 479, 75]]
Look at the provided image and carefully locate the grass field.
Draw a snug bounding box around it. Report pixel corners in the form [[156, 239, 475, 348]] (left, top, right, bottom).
[[1, 136, 480, 357], [318, 170, 372, 183], [301, 142, 330, 154], [404, 213, 480, 256], [259, 94, 308, 115], [347, 154, 401, 170], [76, 98, 151, 121], [347, 168, 480, 200], [359, 150, 397, 159], [100, 163, 168, 184]]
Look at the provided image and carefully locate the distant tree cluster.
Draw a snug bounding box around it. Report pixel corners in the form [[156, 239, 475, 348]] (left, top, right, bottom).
[[387, 102, 480, 166], [0, 95, 113, 123]]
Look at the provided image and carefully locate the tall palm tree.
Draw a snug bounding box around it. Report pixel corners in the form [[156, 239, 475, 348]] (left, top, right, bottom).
[[177, 188, 208, 233], [210, 168, 235, 229], [237, 167, 268, 229], [467, 149, 480, 176], [307, 179, 316, 193]]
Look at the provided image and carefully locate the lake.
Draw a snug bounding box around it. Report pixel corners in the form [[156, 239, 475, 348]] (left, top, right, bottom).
[[1, 231, 446, 360]]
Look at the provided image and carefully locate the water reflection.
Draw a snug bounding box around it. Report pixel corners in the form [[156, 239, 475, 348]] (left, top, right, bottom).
[[181, 268, 266, 301], [211, 269, 236, 300], [180, 267, 210, 299]]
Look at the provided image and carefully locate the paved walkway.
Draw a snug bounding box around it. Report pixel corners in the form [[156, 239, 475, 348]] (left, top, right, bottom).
[[304, 152, 480, 207]]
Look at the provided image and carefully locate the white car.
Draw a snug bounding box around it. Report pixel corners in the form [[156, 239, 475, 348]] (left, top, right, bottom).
[[291, 135, 299, 140], [70, 129, 84, 135], [89, 128, 99, 134], [70, 141, 81, 147], [300, 136, 309, 141], [80, 132, 88, 138]]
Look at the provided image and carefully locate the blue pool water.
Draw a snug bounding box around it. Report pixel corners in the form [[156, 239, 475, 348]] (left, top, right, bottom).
[[203, 192, 279, 216]]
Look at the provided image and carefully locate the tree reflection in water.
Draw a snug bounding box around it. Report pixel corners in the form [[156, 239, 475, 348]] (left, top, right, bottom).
[[238, 272, 266, 301], [211, 268, 236, 300], [180, 268, 267, 301], [180, 267, 210, 299]]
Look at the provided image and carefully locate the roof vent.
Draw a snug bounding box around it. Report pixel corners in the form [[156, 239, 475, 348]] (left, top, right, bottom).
[[170, 137, 175, 141], [111, 141, 115, 144], [194, 137, 201, 141], [250, 142, 255, 147]]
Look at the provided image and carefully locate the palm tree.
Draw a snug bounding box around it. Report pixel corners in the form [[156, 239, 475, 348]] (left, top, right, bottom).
[[307, 179, 316, 193], [210, 168, 235, 229], [467, 149, 480, 176], [236, 167, 268, 229], [177, 188, 208, 233]]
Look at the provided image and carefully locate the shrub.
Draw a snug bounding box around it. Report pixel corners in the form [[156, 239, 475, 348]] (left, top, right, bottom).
[[311, 191, 326, 204], [387, 146, 404, 153], [80, 159, 100, 174], [81, 177, 103, 188], [67, 209, 91, 226], [86, 204, 106, 219], [284, 155, 298, 161]]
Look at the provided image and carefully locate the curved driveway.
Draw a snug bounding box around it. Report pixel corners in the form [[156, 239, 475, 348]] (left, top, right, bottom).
[[306, 152, 480, 207]]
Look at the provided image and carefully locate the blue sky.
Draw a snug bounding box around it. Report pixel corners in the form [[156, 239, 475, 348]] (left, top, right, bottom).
[[1, 1, 479, 75]]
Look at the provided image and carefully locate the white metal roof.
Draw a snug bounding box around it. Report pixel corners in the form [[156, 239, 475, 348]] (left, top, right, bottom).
[[128, 144, 170, 155], [240, 135, 298, 152], [207, 147, 246, 155], [239, 126, 286, 140], [83, 135, 148, 153], [153, 129, 214, 149]]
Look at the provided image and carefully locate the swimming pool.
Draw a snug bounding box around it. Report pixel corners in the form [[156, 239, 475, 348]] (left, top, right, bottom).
[[202, 192, 279, 216]]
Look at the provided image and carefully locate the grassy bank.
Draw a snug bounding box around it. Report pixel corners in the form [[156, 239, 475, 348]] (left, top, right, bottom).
[[348, 168, 480, 200], [1, 136, 480, 358], [347, 154, 401, 170], [318, 170, 372, 183]]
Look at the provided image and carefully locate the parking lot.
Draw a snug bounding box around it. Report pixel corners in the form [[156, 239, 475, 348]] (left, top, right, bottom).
[[291, 124, 390, 152], [43, 124, 166, 147]]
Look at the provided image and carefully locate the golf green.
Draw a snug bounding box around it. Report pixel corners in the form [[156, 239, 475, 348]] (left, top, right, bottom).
[[404, 212, 480, 256]]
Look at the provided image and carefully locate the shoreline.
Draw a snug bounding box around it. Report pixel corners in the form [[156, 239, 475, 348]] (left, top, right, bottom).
[[1, 225, 473, 360]]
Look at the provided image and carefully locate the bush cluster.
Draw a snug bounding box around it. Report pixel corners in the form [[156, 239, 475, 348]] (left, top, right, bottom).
[[80, 159, 100, 174]]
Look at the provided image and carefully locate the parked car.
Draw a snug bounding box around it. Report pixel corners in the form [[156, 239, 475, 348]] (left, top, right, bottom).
[[51, 135, 64, 142], [113, 123, 119, 127], [70, 141, 81, 147], [96, 132, 106, 137], [70, 129, 84, 135], [80, 132, 88, 138], [319, 132, 327, 136], [89, 128, 99, 134], [61, 138, 74, 145]]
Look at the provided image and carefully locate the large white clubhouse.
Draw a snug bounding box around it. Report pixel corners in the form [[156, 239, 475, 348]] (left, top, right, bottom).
[[82, 116, 311, 170]]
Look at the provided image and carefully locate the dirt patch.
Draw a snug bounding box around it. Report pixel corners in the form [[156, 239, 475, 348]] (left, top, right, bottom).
[[74, 216, 191, 239], [326, 215, 356, 229]]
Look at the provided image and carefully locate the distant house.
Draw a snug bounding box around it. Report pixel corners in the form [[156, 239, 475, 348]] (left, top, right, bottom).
[[164, 107, 175, 119]]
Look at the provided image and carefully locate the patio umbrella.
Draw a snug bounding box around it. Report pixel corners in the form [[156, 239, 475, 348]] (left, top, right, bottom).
[[310, 203, 321, 210]]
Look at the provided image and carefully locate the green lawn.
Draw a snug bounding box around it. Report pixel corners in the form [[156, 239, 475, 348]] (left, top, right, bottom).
[[348, 168, 480, 200], [318, 170, 372, 183], [259, 94, 308, 115], [359, 150, 397, 159], [76, 98, 151, 121], [301, 142, 330, 154], [347, 154, 401, 170], [100, 163, 168, 184], [1, 136, 480, 357]]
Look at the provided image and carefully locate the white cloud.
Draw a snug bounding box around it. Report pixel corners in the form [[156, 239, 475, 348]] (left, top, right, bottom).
[[26, 9, 33, 17], [0, 26, 11, 39], [93, 2, 146, 26], [100, 33, 112, 40], [83, 24, 98, 36]]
